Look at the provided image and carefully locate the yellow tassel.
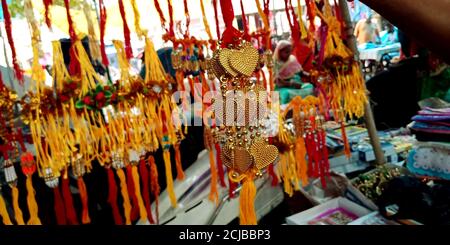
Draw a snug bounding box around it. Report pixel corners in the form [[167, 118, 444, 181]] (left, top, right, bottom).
[[199, 0, 213, 40], [239, 176, 257, 225], [163, 150, 177, 208], [297, 0, 308, 40], [12, 186, 25, 225], [208, 150, 218, 204], [82, 1, 101, 61], [26, 176, 41, 225], [113, 40, 131, 88], [52, 41, 70, 90], [131, 0, 146, 38], [74, 40, 102, 96], [0, 194, 13, 225], [24, 0, 45, 92], [116, 168, 132, 225], [131, 165, 148, 224], [174, 144, 185, 180]]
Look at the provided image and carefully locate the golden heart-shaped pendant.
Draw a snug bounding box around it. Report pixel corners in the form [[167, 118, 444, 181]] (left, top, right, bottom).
[[250, 139, 279, 170], [229, 42, 259, 77], [219, 48, 238, 77], [233, 147, 253, 173]]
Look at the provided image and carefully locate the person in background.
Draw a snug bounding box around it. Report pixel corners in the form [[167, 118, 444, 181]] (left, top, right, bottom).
[[354, 15, 380, 47], [273, 40, 314, 104]]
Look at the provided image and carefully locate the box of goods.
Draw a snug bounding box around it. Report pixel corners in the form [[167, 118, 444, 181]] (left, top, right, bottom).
[[286, 197, 371, 225]]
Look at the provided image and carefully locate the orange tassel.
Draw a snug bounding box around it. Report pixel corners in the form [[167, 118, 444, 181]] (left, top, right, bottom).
[[77, 177, 91, 224], [131, 165, 148, 224], [295, 137, 309, 187], [26, 175, 41, 225], [174, 144, 185, 180], [12, 186, 25, 225], [208, 150, 218, 204], [0, 194, 13, 225], [163, 150, 177, 208], [116, 168, 132, 225], [239, 176, 257, 225], [148, 156, 160, 224]]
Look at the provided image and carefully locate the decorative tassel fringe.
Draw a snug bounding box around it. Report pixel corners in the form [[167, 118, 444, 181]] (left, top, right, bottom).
[[139, 159, 155, 224], [131, 165, 148, 224], [215, 143, 226, 187], [126, 165, 139, 222], [295, 137, 309, 187], [148, 156, 160, 224], [106, 168, 123, 225], [53, 188, 67, 225], [12, 186, 25, 225], [239, 176, 257, 225], [26, 176, 41, 225], [77, 177, 90, 224], [174, 144, 185, 180], [163, 150, 177, 208], [116, 168, 132, 225], [61, 176, 79, 225], [0, 194, 13, 225], [208, 150, 218, 204]]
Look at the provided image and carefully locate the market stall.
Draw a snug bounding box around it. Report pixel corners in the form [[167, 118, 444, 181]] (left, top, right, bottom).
[[0, 0, 448, 226]]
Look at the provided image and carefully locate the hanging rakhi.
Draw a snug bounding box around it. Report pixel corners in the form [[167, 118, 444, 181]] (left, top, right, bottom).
[[320, 1, 367, 119], [254, 0, 274, 91], [13, 128, 41, 225], [1, 0, 23, 84], [24, 0, 46, 93], [208, 0, 279, 225]]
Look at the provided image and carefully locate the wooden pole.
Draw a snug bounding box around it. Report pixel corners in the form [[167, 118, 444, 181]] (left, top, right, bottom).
[[338, 0, 385, 165]]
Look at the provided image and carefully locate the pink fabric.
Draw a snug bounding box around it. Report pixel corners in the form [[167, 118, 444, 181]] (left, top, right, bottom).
[[277, 56, 303, 80]]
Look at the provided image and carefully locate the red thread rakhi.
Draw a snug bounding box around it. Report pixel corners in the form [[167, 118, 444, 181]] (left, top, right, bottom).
[[99, 0, 109, 67], [219, 0, 241, 48], [63, 0, 81, 76], [43, 0, 53, 29], [1, 0, 24, 84], [118, 0, 133, 59]]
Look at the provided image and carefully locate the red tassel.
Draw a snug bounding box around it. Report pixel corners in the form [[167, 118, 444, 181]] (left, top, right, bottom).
[[214, 143, 226, 187], [139, 159, 155, 224], [64, 0, 80, 76], [106, 168, 123, 225], [77, 177, 91, 224], [148, 156, 160, 224], [118, 0, 133, 59], [166, 0, 175, 37], [240, 0, 250, 41], [99, 0, 109, 67], [212, 0, 221, 39], [126, 165, 139, 222], [1, 0, 23, 84], [53, 187, 67, 225], [43, 0, 53, 29], [61, 176, 79, 225], [153, 0, 168, 33]]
